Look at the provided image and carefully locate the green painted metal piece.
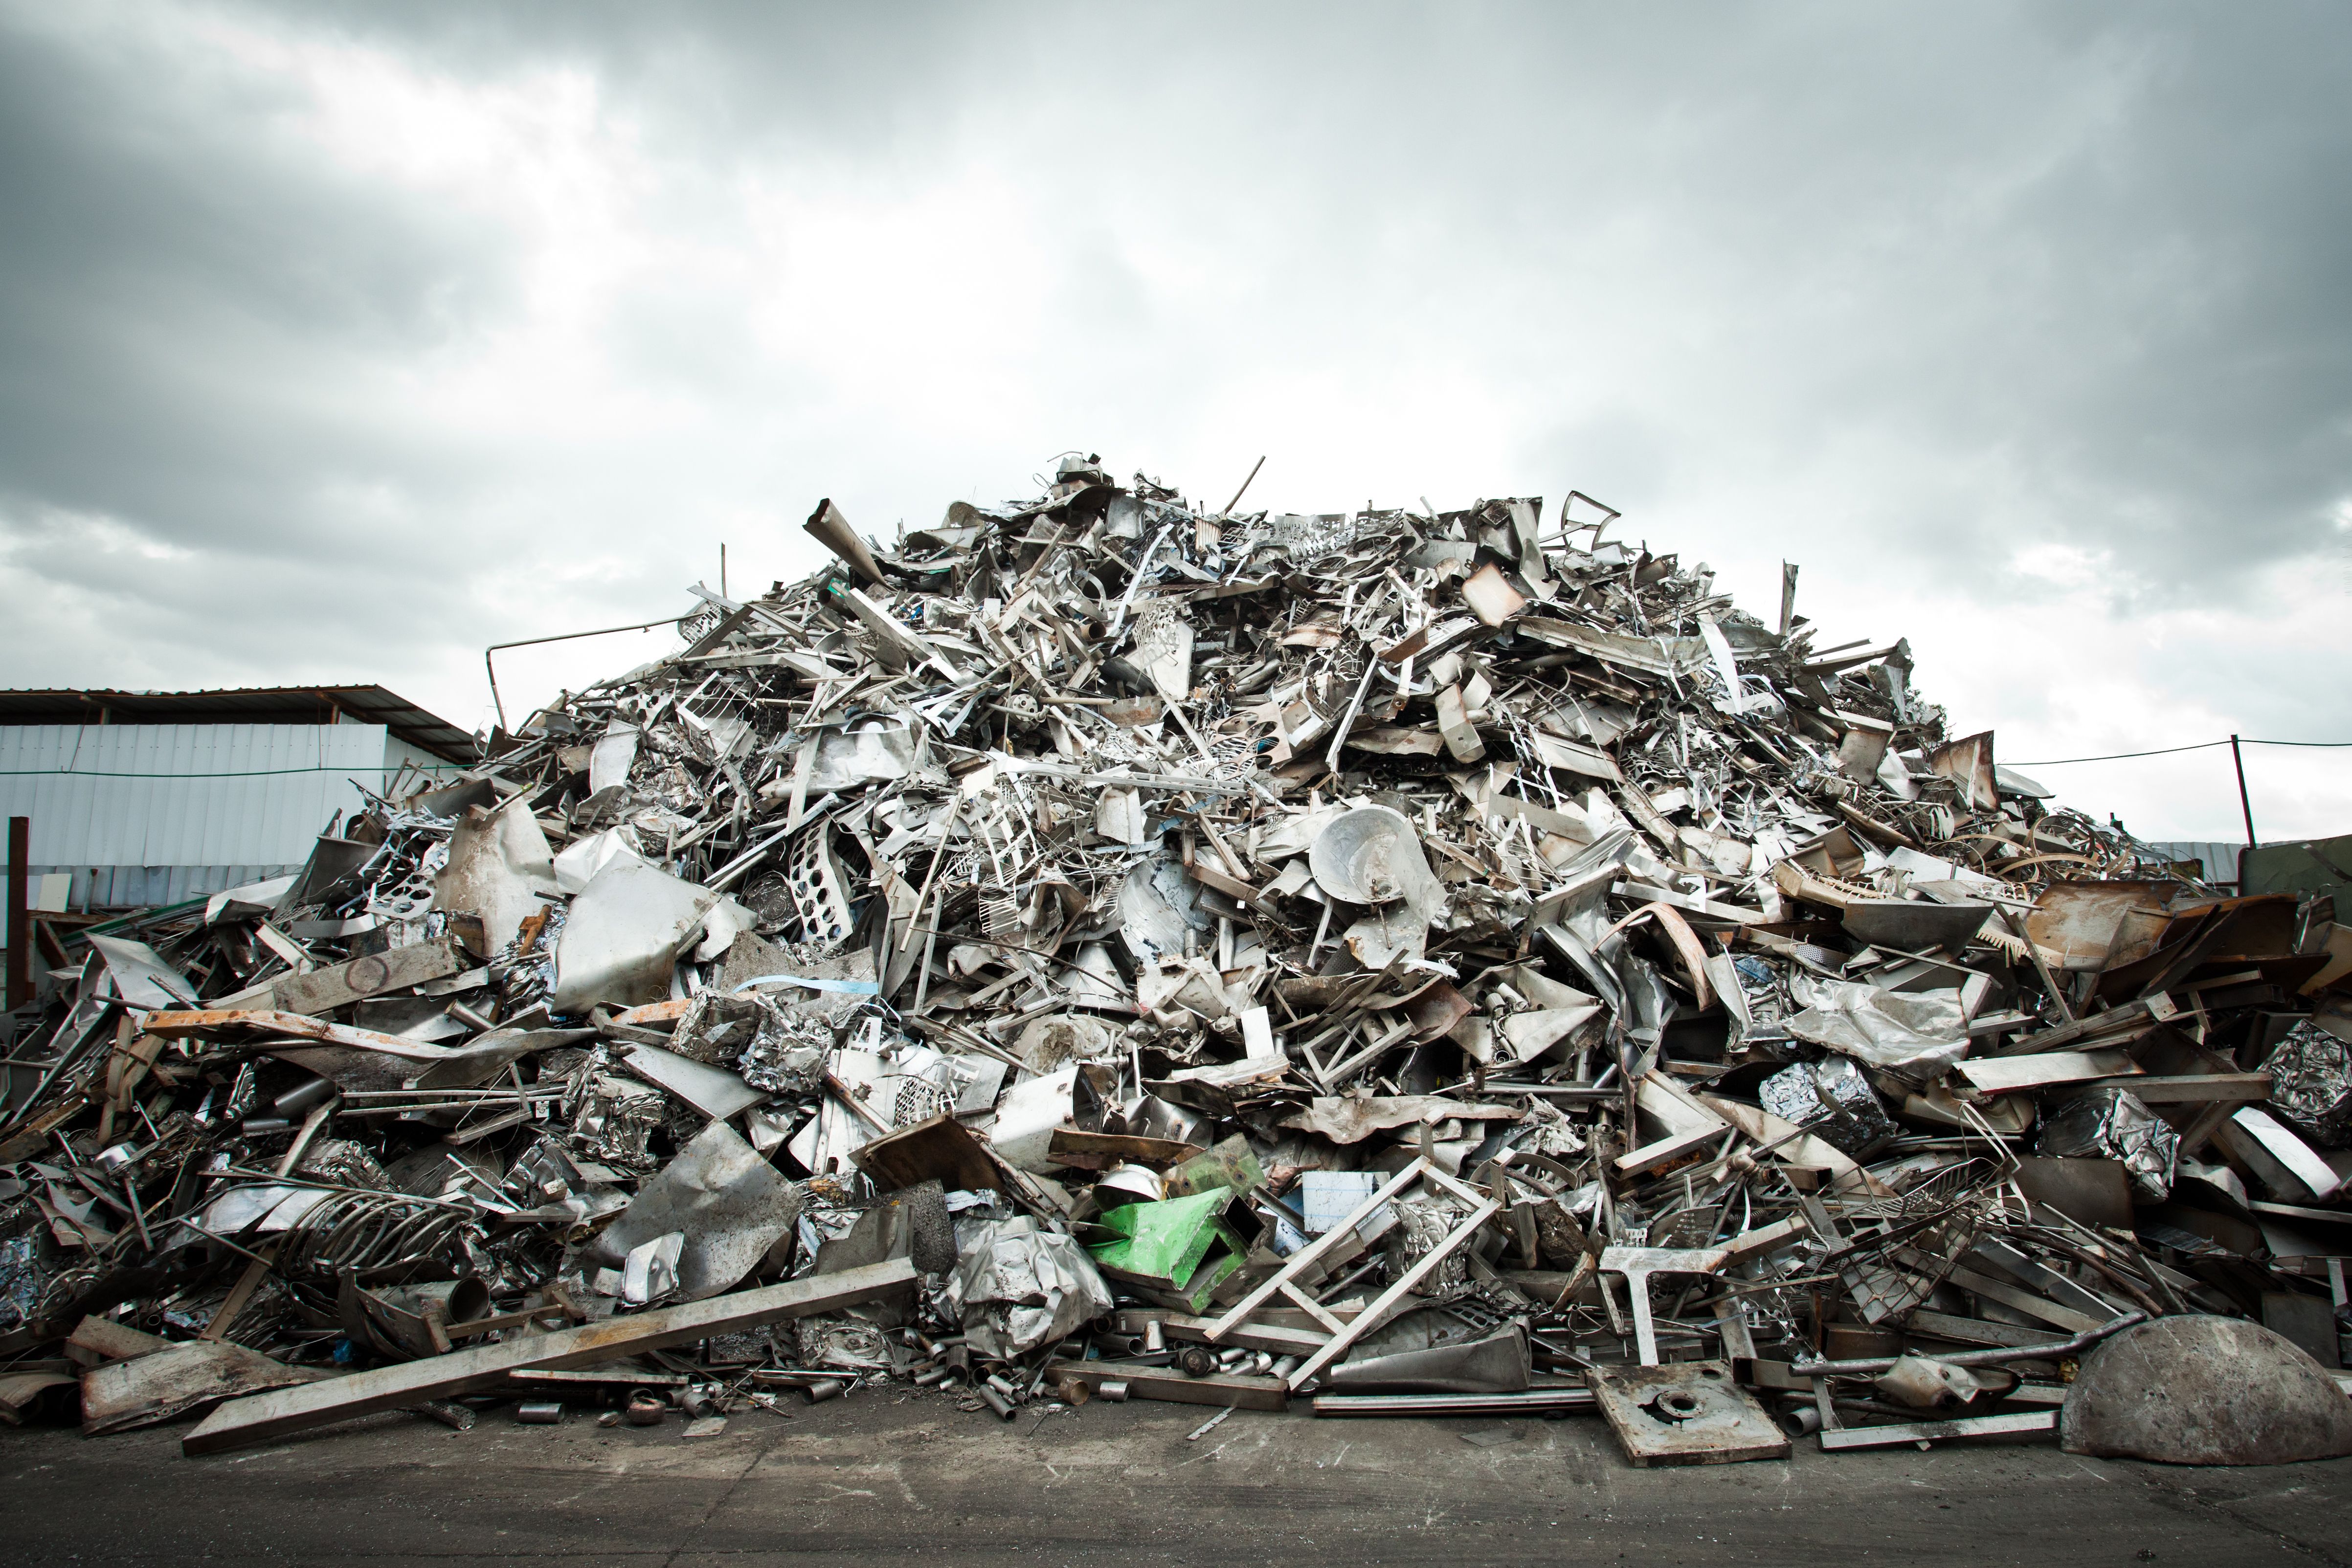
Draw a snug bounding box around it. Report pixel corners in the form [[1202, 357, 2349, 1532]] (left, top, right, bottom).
[[1086, 1187, 1246, 1309]]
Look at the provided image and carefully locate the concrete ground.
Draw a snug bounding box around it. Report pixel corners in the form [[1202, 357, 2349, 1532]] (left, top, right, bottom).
[[4, 1386, 2349, 1567]]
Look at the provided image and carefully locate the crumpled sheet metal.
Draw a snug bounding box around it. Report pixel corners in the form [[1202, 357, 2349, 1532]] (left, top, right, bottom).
[[1116, 854, 1213, 968], [2036, 1087, 2178, 1203], [86, 935, 200, 1008], [550, 862, 719, 1013], [807, 719, 918, 792], [433, 796, 560, 956], [1324, 1322, 1531, 1394], [1782, 975, 1968, 1074], [552, 824, 648, 896], [591, 1119, 804, 1301], [1280, 1096, 1524, 1144], [2261, 1020, 2352, 1149], [943, 1215, 1114, 1359], [1758, 1055, 1897, 1157]]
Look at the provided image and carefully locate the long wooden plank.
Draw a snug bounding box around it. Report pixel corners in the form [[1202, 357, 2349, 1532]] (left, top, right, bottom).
[[142, 1009, 449, 1060], [1151, 1314, 1331, 1357], [273, 939, 463, 1017], [182, 1258, 916, 1456]]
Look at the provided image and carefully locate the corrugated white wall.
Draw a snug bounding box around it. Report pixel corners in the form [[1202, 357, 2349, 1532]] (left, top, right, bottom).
[[0, 723, 426, 909]]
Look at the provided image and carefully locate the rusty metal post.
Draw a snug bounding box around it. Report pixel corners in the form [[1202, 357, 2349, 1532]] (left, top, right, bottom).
[[2230, 734, 2257, 885], [6, 816, 28, 1010]]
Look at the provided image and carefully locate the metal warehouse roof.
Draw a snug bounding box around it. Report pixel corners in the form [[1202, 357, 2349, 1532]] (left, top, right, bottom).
[[0, 686, 478, 763]]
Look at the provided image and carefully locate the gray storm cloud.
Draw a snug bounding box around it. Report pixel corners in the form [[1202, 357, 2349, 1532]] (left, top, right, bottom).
[[0, 0, 2345, 836]]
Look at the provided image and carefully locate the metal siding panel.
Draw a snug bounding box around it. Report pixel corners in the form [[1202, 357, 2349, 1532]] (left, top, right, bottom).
[[2145, 841, 2244, 886], [21, 727, 94, 866], [58, 729, 108, 864], [138, 726, 174, 867], [65, 728, 110, 864], [202, 725, 242, 863], [0, 723, 392, 876], [154, 726, 195, 864], [175, 726, 208, 865], [111, 728, 157, 866], [202, 724, 243, 864], [32, 862, 304, 912]]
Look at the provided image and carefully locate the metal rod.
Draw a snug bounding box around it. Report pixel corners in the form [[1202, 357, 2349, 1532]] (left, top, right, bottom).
[[1791, 1310, 2144, 1377], [484, 616, 680, 732], [1220, 455, 1267, 517], [2230, 732, 2258, 866]]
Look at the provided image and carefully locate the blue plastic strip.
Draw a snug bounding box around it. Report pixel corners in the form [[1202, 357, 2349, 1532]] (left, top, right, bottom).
[[729, 973, 880, 996]]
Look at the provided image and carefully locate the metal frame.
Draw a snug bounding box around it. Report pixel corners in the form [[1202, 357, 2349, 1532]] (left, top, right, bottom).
[[1201, 1155, 1502, 1391]]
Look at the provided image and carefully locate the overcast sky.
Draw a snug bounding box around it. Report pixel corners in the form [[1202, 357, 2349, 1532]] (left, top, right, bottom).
[[1, 1, 2347, 841]]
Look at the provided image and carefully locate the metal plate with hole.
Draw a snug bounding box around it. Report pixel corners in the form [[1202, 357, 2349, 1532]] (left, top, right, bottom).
[[784, 829, 856, 950], [368, 841, 448, 921], [1586, 1360, 1791, 1467]]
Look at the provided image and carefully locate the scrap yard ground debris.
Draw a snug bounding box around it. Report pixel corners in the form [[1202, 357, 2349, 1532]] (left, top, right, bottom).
[[7, 451, 2352, 1476]]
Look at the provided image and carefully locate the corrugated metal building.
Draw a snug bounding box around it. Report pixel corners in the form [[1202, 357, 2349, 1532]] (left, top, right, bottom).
[[0, 687, 476, 910], [2144, 841, 2245, 888]]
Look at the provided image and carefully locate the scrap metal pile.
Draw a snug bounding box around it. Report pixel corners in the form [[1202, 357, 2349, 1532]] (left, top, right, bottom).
[[6, 452, 2352, 1466]]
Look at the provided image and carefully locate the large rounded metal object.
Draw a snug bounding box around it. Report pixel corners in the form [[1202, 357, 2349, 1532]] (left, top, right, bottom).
[[2061, 1315, 2352, 1465], [1308, 806, 1441, 913]]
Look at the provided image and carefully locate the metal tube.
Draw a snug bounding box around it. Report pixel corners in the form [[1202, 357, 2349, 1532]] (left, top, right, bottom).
[[1790, 1310, 2144, 1378], [1220, 455, 1267, 517], [2231, 733, 2258, 870], [484, 616, 680, 732]]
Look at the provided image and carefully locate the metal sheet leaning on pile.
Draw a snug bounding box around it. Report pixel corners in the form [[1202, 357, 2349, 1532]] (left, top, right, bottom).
[[3, 450, 2350, 1465]]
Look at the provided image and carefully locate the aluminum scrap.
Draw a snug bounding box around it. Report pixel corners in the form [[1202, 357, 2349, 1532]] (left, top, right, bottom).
[[0, 451, 2347, 1463]]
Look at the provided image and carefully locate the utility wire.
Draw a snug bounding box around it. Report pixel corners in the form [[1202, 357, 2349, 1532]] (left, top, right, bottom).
[[0, 764, 471, 780], [2005, 740, 2232, 766], [2009, 739, 2352, 766]]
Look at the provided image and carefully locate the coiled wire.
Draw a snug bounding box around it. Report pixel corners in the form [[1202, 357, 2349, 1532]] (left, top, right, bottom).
[[269, 1188, 478, 1279]]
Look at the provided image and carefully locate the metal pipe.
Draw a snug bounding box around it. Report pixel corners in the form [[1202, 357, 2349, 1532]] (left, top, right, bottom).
[[1790, 1310, 2145, 1378], [2231, 733, 2258, 866], [485, 616, 681, 732], [1219, 455, 1267, 517]]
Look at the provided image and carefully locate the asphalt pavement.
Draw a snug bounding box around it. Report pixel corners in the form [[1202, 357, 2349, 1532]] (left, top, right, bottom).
[[4, 1386, 2349, 1567]]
